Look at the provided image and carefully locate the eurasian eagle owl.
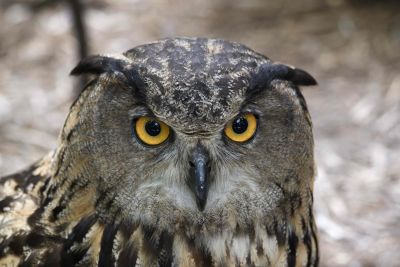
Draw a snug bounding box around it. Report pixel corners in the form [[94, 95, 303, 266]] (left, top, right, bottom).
[[0, 37, 318, 267]]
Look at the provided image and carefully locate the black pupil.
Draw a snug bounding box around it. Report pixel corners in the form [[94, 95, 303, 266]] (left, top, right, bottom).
[[145, 120, 161, 136], [232, 117, 248, 134]]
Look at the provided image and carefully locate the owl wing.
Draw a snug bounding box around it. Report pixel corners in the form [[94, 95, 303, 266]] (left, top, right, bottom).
[[0, 152, 56, 266]]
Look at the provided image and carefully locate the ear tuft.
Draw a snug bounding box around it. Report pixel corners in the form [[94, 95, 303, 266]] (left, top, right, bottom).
[[288, 67, 317, 86], [70, 55, 127, 76], [254, 63, 317, 87]]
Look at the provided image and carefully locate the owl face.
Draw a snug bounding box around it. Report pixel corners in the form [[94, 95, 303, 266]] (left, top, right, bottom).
[[65, 38, 316, 233]]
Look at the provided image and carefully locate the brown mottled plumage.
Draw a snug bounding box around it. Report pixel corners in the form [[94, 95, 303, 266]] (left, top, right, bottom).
[[0, 37, 318, 267]]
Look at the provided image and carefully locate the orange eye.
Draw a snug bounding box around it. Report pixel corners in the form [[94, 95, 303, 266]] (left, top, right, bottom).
[[134, 117, 171, 146], [224, 113, 257, 143]]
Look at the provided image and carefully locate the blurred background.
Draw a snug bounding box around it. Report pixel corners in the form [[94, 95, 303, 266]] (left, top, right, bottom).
[[0, 0, 399, 266]]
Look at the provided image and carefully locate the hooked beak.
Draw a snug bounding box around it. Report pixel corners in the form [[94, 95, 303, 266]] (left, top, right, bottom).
[[188, 144, 210, 211]]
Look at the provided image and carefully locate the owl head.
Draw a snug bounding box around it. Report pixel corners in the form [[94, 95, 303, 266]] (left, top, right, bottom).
[[58, 37, 316, 236]]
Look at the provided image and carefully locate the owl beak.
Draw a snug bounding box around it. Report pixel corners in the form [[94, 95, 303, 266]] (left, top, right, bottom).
[[188, 144, 210, 211]]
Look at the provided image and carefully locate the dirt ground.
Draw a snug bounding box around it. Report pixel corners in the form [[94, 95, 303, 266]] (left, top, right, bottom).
[[0, 0, 399, 266]]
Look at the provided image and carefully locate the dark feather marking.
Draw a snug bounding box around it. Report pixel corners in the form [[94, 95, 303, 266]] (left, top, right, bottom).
[[158, 231, 173, 267], [54, 222, 70, 234], [271, 218, 287, 247], [115, 221, 138, 266], [0, 232, 26, 257], [287, 230, 299, 267], [50, 205, 65, 222], [50, 178, 90, 222], [62, 214, 97, 266], [94, 190, 106, 208], [248, 224, 256, 244], [24, 225, 53, 249], [273, 181, 284, 192], [95, 190, 121, 223], [0, 163, 44, 195], [39, 176, 51, 200], [41, 247, 62, 267], [246, 253, 255, 267], [0, 239, 11, 257], [16, 237, 62, 266], [199, 247, 213, 267], [65, 214, 97, 247], [276, 222, 286, 247], [62, 243, 89, 266], [95, 184, 119, 210], [65, 126, 76, 142], [141, 225, 159, 259], [27, 207, 45, 228], [26, 232, 64, 249], [289, 192, 301, 216], [116, 239, 138, 266], [19, 252, 36, 267], [256, 238, 264, 257], [259, 236, 272, 266], [7, 235, 26, 256], [0, 196, 14, 212], [190, 236, 212, 267], [117, 242, 138, 267], [104, 191, 118, 211], [53, 154, 79, 191], [22, 173, 44, 192], [28, 179, 59, 227], [186, 236, 198, 264], [99, 224, 119, 267], [267, 184, 288, 247], [118, 220, 137, 238], [42, 184, 57, 207], [301, 217, 312, 267], [309, 206, 319, 266], [311, 228, 319, 267]]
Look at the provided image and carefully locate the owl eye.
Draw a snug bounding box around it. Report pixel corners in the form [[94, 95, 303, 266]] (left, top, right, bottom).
[[224, 113, 257, 143], [134, 116, 171, 146]]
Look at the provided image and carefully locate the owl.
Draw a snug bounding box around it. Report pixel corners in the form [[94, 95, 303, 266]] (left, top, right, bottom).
[[0, 37, 318, 267]]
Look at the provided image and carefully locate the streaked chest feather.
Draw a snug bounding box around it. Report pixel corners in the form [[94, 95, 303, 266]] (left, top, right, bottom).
[[57, 215, 318, 267]]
